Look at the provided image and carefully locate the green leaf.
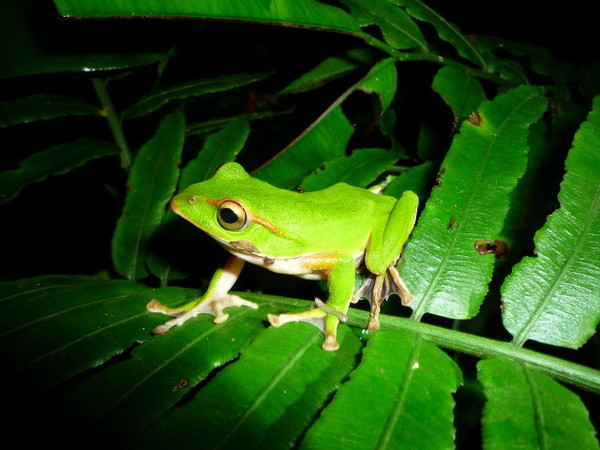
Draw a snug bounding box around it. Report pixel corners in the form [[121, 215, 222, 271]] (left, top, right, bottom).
[[476, 37, 576, 100], [0, 275, 158, 395], [432, 66, 486, 122], [390, 0, 486, 67], [384, 160, 438, 200], [54, 0, 362, 35], [356, 58, 397, 111], [378, 107, 408, 157], [302, 329, 462, 449], [253, 104, 353, 188], [0, 138, 119, 204], [254, 59, 399, 188], [0, 94, 100, 127], [478, 359, 598, 449], [0, 0, 166, 78], [300, 148, 400, 191], [280, 49, 373, 95], [342, 0, 428, 51], [400, 86, 548, 320], [471, 36, 530, 85], [112, 110, 185, 280], [2, 277, 598, 446], [143, 324, 362, 448], [62, 306, 269, 438], [146, 119, 250, 283], [122, 72, 271, 119], [501, 96, 600, 349], [179, 118, 250, 190]]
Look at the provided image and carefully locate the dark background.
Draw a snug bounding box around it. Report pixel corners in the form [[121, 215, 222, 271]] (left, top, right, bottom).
[[1, 0, 599, 280]]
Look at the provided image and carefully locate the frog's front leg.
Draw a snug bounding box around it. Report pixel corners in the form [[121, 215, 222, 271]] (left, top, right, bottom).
[[147, 256, 258, 334], [268, 254, 355, 351]]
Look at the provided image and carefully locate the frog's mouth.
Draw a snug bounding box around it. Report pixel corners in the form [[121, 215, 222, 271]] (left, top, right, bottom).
[[209, 234, 273, 261], [223, 239, 262, 257]]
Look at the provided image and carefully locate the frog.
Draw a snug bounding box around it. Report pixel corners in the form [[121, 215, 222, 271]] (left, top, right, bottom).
[[146, 162, 418, 351]]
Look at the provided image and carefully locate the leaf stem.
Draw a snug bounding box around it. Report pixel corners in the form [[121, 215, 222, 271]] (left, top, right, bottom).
[[250, 294, 600, 394], [92, 77, 132, 169], [362, 34, 508, 85]]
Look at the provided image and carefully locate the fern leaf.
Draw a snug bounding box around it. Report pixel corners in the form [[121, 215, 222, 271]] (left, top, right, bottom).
[[501, 96, 600, 348]]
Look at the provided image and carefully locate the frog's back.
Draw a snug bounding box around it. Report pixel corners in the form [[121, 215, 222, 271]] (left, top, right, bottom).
[[288, 183, 396, 254]]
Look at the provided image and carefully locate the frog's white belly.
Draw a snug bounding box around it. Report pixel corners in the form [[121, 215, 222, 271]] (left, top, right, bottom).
[[220, 239, 364, 280]]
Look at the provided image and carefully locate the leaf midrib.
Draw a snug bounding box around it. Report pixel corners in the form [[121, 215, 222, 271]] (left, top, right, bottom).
[[90, 308, 257, 427], [215, 331, 321, 448], [375, 334, 424, 449], [512, 183, 600, 346], [412, 91, 540, 320]]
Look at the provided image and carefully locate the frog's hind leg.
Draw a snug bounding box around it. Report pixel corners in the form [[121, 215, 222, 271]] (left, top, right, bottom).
[[351, 264, 413, 332], [268, 254, 356, 351]]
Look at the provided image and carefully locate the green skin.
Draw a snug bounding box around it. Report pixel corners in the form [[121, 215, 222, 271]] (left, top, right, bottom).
[[147, 162, 418, 351]]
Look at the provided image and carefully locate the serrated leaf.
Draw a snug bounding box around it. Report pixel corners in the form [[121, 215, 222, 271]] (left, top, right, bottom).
[[356, 58, 397, 111], [62, 306, 269, 438], [0, 138, 118, 204], [112, 110, 185, 280], [253, 104, 353, 188], [501, 96, 600, 349], [0, 275, 161, 395], [342, 0, 427, 51], [484, 39, 576, 101], [142, 324, 362, 449], [0, 0, 166, 78], [179, 118, 250, 190], [0, 94, 100, 127], [280, 49, 372, 95], [400, 86, 548, 320], [122, 72, 271, 119], [301, 329, 462, 449], [390, 0, 486, 67], [300, 148, 399, 191], [471, 36, 530, 85], [478, 359, 598, 449], [254, 59, 399, 188], [432, 66, 486, 122], [147, 119, 250, 283], [54, 0, 361, 35], [384, 160, 438, 200]]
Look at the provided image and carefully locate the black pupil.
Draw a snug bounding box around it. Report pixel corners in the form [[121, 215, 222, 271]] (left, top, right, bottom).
[[220, 208, 238, 224]]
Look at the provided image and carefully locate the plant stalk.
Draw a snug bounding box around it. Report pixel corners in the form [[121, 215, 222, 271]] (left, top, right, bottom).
[[92, 77, 132, 169], [251, 293, 600, 394]]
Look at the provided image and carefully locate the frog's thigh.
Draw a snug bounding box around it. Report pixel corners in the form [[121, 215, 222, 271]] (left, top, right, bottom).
[[268, 254, 356, 351], [366, 190, 418, 274]]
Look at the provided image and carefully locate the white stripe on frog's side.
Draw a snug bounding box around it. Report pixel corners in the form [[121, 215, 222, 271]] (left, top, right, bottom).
[[215, 238, 365, 280]]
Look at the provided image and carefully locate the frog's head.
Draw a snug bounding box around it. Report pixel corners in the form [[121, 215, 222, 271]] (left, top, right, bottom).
[[171, 162, 302, 257]]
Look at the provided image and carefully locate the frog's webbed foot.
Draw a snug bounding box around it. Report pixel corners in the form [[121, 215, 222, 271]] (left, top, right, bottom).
[[147, 294, 258, 334], [267, 299, 347, 351], [351, 265, 413, 332]]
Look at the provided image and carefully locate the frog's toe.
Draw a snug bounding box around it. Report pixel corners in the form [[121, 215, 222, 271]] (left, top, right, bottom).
[[211, 295, 259, 323], [322, 335, 340, 351], [267, 307, 342, 351], [267, 308, 327, 332], [146, 299, 186, 317], [149, 295, 258, 334]]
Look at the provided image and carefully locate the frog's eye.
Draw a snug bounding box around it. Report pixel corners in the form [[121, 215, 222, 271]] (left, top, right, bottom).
[[217, 200, 250, 231]]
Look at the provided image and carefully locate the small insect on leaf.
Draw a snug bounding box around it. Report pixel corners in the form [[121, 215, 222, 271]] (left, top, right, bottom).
[[448, 216, 458, 230], [474, 239, 508, 258]]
